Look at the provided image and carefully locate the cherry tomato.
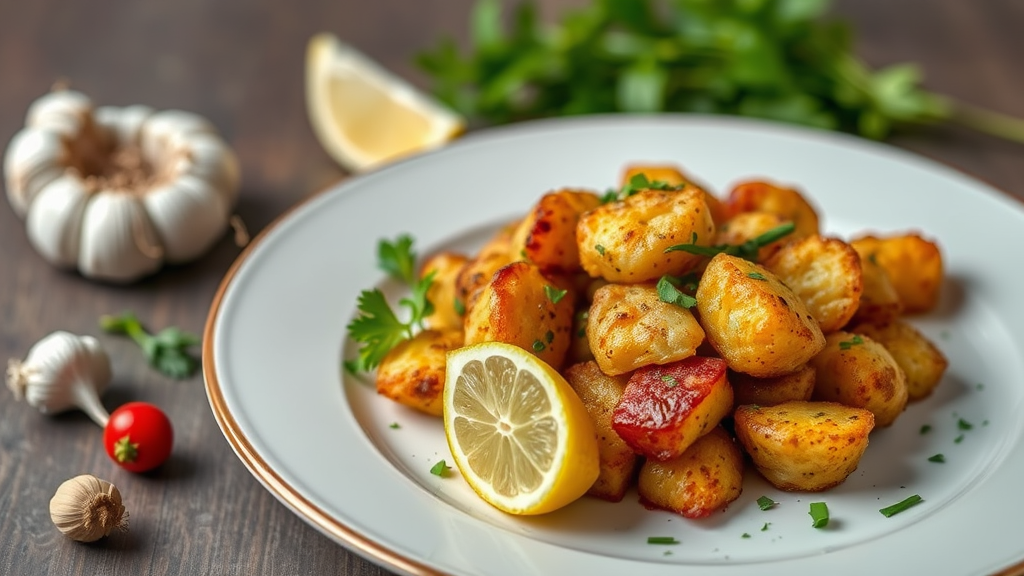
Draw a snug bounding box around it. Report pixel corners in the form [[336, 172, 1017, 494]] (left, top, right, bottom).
[[103, 402, 174, 473]]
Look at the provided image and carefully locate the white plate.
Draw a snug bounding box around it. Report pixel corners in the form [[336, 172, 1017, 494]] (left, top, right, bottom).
[[204, 115, 1024, 576]]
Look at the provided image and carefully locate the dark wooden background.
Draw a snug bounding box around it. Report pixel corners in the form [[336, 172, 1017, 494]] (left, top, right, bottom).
[[1, 1, 1022, 575]]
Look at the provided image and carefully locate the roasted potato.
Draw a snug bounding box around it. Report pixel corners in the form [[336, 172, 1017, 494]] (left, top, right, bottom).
[[566, 309, 595, 365], [714, 210, 793, 262], [730, 364, 816, 407], [724, 180, 820, 238], [455, 223, 517, 314], [586, 283, 706, 376], [851, 248, 904, 326], [510, 189, 601, 275], [376, 328, 464, 416], [809, 331, 908, 427], [621, 163, 727, 226], [763, 235, 863, 334], [696, 253, 826, 378], [849, 320, 948, 401], [637, 426, 744, 518], [564, 361, 638, 502], [850, 233, 943, 314], [577, 188, 716, 283], [463, 261, 576, 370], [611, 357, 733, 461], [421, 251, 470, 331], [733, 401, 874, 491]]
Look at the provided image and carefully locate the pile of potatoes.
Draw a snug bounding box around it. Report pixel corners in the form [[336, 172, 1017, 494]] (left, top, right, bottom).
[[374, 163, 948, 518]]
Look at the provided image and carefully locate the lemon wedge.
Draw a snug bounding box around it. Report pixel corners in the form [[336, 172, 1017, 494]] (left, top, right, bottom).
[[304, 33, 466, 173], [443, 342, 600, 515]]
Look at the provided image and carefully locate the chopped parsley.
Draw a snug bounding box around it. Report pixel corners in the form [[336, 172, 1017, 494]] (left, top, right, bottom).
[[756, 495, 777, 510], [347, 270, 436, 371], [920, 424, 932, 435], [879, 494, 923, 517], [747, 271, 767, 281], [646, 536, 679, 545], [377, 235, 418, 285], [808, 502, 829, 528], [429, 460, 451, 477], [838, 334, 865, 350], [660, 374, 679, 387], [927, 454, 945, 463], [656, 275, 698, 308], [595, 244, 606, 256], [544, 285, 568, 304], [665, 222, 795, 262]]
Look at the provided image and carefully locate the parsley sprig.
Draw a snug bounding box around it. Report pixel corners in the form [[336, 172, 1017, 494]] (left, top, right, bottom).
[[601, 173, 683, 203], [665, 222, 795, 262], [99, 311, 200, 379], [418, 0, 1024, 143]]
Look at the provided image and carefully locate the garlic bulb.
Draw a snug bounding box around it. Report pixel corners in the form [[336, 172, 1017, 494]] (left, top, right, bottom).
[[50, 474, 128, 542], [6, 331, 112, 426], [3, 88, 240, 283]]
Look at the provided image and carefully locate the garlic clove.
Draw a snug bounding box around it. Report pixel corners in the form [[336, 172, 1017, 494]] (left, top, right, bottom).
[[25, 174, 89, 267], [95, 105, 154, 148], [78, 191, 163, 283], [2, 128, 68, 217], [50, 474, 127, 542], [7, 331, 112, 418], [139, 109, 215, 166], [26, 89, 94, 137], [143, 175, 231, 263], [172, 132, 241, 207]]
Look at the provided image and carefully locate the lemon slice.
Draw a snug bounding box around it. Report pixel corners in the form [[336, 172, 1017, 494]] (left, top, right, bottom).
[[305, 33, 466, 173], [443, 342, 600, 515]]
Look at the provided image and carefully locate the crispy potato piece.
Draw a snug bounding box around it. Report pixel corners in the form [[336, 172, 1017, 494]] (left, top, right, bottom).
[[510, 189, 601, 275], [730, 364, 816, 407], [851, 249, 904, 325], [455, 223, 517, 314], [566, 308, 595, 366], [637, 426, 743, 518], [715, 211, 793, 262], [850, 233, 943, 314], [621, 163, 728, 226], [564, 361, 638, 502], [810, 331, 908, 427], [611, 357, 733, 461], [763, 235, 863, 334], [725, 180, 820, 238], [577, 188, 716, 283], [696, 254, 825, 378], [376, 328, 464, 416], [421, 251, 470, 331], [586, 283, 706, 376], [733, 401, 874, 491], [463, 261, 575, 370], [850, 320, 948, 401]]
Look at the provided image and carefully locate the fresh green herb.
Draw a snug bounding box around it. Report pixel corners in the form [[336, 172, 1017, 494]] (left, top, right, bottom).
[[838, 334, 865, 350], [761, 522, 770, 531], [808, 502, 829, 528], [378, 235, 418, 285], [99, 311, 200, 379], [532, 339, 546, 352], [544, 285, 568, 304], [454, 297, 466, 317], [343, 360, 361, 375], [928, 454, 945, 463], [430, 460, 451, 477], [879, 494, 923, 517], [545, 330, 555, 344], [747, 271, 767, 281], [957, 418, 973, 431], [920, 424, 932, 435], [347, 271, 436, 371], [661, 374, 678, 387], [646, 536, 679, 545], [417, 0, 1024, 144], [954, 434, 965, 444], [595, 244, 606, 256], [665, 223, 795, 262], [656, 275, 698, 308], [389, 422, 401, 429], [756, 495, 777, 511], [741, 533, 751, 539], [603, 173, 684, 203]]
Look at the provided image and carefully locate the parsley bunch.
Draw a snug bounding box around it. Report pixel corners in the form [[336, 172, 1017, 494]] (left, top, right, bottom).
[[417, 0, 1024, 142], [100, 311, 200, 379]]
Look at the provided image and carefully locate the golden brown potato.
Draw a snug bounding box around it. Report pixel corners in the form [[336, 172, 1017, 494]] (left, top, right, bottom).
[[510, 189, 601, 275], [576, 188, 716, 283], [564, 361, 638, 502], [637, 426, 744, 518], [763, 235, 863, 334], [586, 283, 706, 376], [725, 180, 820, 238], [730, 364, 816, 407], [621, 164, 728, 226], [463, 261, 576, 370], [420, 251, 470, 331], [809, 331, 908, 427], [850, 233, 943, 314], [849, 320, 948, 401], [851, 249, 904, 326], [375, 328, 464, 416], [714, 211, 793, 263], [611, 357, 733, 461], [696, 254, 826, 378], [455, 225, 517, 315], [566, 309, 595, 366], [733, 401, 874, 492]]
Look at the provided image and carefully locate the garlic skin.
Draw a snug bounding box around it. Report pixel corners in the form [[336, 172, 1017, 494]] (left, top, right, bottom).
[[6, 331, 112, 427], [50, 474, 128, 542], [3, 89, 240, 283]]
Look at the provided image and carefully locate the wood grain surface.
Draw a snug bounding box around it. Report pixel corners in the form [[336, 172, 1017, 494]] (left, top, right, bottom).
[[1, 1, 1022, 575]]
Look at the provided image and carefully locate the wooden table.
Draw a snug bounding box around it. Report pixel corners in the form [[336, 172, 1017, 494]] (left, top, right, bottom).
[[1, 1, 1022, 575]]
